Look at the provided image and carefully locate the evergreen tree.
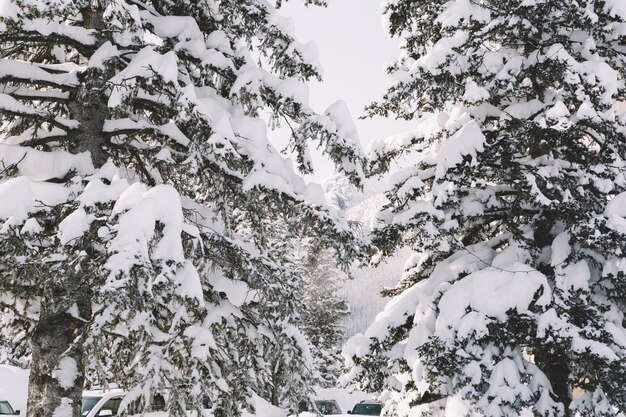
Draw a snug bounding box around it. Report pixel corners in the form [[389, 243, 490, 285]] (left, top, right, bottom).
[[0, 1, 367, 417], [300, 246, 349, 387], [343, 1, 626, 417]]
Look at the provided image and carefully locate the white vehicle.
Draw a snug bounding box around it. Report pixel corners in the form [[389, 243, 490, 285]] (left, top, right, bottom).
[[0, 400, 20, 415], [81, 388, 166, 417], [81, 389, 125, 417]]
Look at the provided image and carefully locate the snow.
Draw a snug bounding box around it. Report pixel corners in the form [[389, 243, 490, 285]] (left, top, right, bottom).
[[89, 42, 120, 69], [108, 47, 180, 108], [0, 369, 370, 417], [605, 0, 626, 21], [0, 58, 78, 88], [413, 31, 469, 75], [51, 398, 72, 417], [51, 357, 79, 390], [555, 260, 591, 292], [176, 261, 204, 302], [503, 99, 545, 120], [436, 0, 491, 28], [208, 274, 252, 308], [605, 191, 626, 234], [437, 262, 551, 338], [435, 118, 486, 178], [244, 394, 286, 417], [0, 93, 78, 129], [0, 0, 19, 21], [20, 218, 42, 235], [58, 208, 92, 245], [0, 177, 75, 232], [462, 81, 490, 103], [576, 101, 600, 122], [343, 242, 498, 363], [108, 184, 185, 271], [550, 232, 571, 266], [0, 145, 94, 180], [545, 100, 570, 120], [324, 101, 361, 147], [22, 18, 96, 46]]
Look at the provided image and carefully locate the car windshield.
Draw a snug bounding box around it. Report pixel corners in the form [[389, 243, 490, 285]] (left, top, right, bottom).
[[351, 403, 382, 416], [315, 401, 341, 414], [0, 401, 14, 415], [81, 397, 102, 416]]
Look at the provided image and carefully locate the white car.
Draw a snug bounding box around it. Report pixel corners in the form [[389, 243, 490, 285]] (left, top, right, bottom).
[[81, 389, 125, 417], [0, 400, 20, 415], [81, 388, 167, 417]]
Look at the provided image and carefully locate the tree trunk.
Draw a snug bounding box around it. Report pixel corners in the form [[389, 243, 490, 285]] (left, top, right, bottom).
[[26, 241, 99, 417], [27, 7, 108, 417], [27, 308, 87, 417], [535, 350, 571, 416], [66, 7, 110, 169]]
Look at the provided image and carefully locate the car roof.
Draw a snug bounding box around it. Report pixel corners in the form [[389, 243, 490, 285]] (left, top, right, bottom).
[[82, 389, 125, 397]]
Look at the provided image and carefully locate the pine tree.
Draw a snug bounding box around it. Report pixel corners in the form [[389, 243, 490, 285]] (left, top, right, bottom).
[[343, 1, 626, 416], [0, 1, 367, 417], [300, 246, 349, 387]]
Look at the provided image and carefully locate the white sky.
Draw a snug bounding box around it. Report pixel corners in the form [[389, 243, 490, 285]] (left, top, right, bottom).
[[273, 0, 414, 183]]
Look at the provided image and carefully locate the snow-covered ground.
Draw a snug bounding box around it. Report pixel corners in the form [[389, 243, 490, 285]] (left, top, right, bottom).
[[0, 365, 374, 417]]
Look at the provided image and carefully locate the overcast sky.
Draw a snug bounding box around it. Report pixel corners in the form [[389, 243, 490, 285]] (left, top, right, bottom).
[[273, 0, 414, 183]]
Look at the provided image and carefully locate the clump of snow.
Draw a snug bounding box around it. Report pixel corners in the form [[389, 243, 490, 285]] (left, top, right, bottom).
[[437, 262, 551, 339], [58, 208, 92, 245], [0, 144, 93, 180], [605, 0, 626, 22], [51, 398, 73, 417], [436, 117, 485, 179], [605, 191, 626, 233], [0, 177, 76, 233], [52, 357, 79, 389], [436, 0, 491, 27], [243, 394, 286, 417], [550, 232, 571, 266]]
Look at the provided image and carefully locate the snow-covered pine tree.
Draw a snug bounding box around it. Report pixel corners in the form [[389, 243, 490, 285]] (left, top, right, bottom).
[[0, 1, 367, 417], [300, 246, 349, 388], [343, 1, 626, 417]]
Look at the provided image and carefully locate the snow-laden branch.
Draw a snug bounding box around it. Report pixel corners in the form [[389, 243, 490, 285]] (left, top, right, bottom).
[[0, 59, 78, 90], [0, 93, 78, 130], [0, 85, 70, 102]]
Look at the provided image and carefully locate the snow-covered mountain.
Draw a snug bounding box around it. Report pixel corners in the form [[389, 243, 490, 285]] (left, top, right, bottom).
[[322, 174, 411, 337]]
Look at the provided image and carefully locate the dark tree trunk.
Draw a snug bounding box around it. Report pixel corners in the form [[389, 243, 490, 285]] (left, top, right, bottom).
[[26, 7, 109, 417], [26, 261, 94, 417], [535, 350, 571, 416], [27, 309, 87, 417], [532, 216, 571, 414]]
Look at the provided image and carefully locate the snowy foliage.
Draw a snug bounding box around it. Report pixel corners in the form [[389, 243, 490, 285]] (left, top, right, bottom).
[[0, 1, 367, 416], [344, 1, 626, 417], [298, 246, 349, 387]]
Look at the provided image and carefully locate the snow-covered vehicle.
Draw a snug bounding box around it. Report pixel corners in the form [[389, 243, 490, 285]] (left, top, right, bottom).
[[0, 400, 20, 415], [347, 401, 382, 416], [81, 389, 124, 417]]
